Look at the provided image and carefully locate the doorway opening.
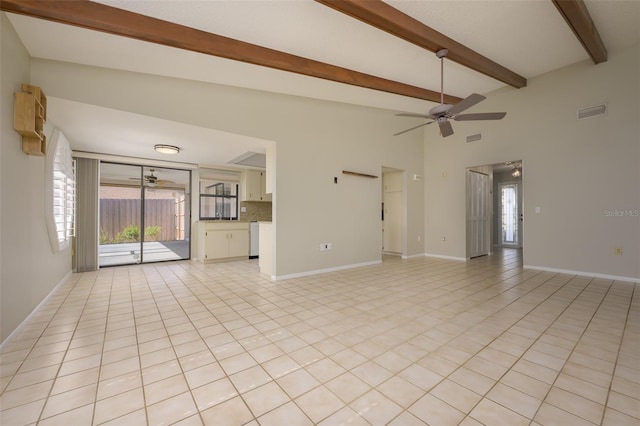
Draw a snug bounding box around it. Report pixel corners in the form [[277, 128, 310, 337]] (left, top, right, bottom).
[[382, 167, 404, 257], [466, 168, 491, 259], [98, 162, 191, 267], [466, 161, 524, 259]]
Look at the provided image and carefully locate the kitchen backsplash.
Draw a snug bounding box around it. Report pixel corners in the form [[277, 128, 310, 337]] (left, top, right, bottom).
[[240, 201, 272, 222]]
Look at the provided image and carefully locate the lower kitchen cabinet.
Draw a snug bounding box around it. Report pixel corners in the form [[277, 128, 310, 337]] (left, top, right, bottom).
[[198, 221, 249, 263]]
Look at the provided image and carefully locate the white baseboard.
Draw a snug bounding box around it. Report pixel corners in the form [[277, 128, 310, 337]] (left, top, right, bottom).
[[274, 260, 382, 281], [0, 270, 73, 350], [403, 253, 427, 260], [424, 253, 467, 262], [523, 265, 639, 284], [382, 251, 402, 257]]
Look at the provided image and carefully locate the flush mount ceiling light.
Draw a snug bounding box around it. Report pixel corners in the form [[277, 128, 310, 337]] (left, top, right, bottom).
[[512, 165, 522, 177], [154, 144, 180, 155]]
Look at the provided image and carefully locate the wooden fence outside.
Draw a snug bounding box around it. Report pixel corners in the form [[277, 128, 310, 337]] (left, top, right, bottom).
[[100, 199, 178, 243]]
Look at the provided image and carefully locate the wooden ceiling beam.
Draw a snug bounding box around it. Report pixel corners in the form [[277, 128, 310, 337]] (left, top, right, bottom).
[[315, 0, 527, 89], [551, 0, 607, 64], [0, 0, 463, 104]]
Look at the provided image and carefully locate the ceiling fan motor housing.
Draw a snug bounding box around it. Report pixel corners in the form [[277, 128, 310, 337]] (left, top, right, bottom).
[[429, 103, 453, 117]]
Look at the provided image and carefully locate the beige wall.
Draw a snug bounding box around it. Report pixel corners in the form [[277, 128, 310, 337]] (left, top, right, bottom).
[[425, 44, 639, 281], [1, 14, 72, 342], [30, 58, 426, 278]]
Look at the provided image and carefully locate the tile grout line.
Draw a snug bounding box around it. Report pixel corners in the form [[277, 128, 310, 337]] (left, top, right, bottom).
[[382, 269, 571, 424], [598, 281, 637, 425], [527, 277, 618, 424], [31, 272, 102, 424], [450, 274, 601, 425], [168, 262, 317, 425]]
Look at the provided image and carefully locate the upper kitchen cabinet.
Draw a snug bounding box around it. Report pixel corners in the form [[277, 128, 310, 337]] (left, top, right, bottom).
[[240, 170, 271, 202]]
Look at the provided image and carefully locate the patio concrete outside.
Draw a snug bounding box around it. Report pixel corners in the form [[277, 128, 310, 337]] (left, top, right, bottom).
[[98, 240, 190, 267]]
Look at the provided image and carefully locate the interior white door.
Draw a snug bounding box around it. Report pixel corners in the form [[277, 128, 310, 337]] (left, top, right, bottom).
[[383, 191, 402, 253], [467, 170, 491, 258]]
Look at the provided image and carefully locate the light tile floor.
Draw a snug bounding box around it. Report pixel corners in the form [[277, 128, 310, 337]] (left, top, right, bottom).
[[1, 249, 638, 425]]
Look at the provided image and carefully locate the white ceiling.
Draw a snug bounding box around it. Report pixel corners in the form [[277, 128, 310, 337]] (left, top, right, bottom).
[[6, 0, 639, 166]]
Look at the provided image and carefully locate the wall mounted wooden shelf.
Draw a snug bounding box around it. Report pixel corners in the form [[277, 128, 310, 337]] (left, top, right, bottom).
[[342, 170, 379, 179], [14, 84, 47, 156]]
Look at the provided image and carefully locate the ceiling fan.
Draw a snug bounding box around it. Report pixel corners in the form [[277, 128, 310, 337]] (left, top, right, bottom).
[[395, 49, 506, 137], [128, 169, 174, 187]]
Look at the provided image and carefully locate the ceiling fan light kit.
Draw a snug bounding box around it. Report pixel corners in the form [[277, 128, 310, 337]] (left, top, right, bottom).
[[154, 144, 180, 154], [395, 49, 507, 138]]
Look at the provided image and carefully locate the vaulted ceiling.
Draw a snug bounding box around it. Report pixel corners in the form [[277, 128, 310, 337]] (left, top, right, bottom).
[[3, 0, 639, 165]]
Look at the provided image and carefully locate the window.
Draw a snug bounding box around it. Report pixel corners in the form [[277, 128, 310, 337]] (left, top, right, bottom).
[[199, 180, 238, 220], [46, 129, 75, 252]]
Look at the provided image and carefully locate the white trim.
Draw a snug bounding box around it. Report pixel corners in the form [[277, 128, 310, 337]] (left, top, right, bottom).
[[0, 271, 73, 350], [72, 151, 198, 170], [523, 264, 639, 284], [424, 253, 467, 262], [403, 253, 426, 260], [273, 260, 382, 281], [383, 251, 402, 257]]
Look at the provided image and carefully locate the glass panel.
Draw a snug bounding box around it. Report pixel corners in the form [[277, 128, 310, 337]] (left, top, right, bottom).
[[501, 183, 518, 245], [199, 179, 238, 220], [142, 167, 191, 263], [99, 163, 143, 267], [99, 163, 191, 266]]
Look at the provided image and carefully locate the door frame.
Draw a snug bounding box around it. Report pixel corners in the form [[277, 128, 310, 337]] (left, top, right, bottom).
[[466, 169, 491, 259], [498, 180, 523, 248], [381, 167, 406, 257], [98, 161, 192, 267]]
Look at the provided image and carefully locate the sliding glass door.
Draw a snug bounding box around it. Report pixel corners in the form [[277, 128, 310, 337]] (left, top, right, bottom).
[[141, 166, 191, 263], [98, 162, 190, 267]]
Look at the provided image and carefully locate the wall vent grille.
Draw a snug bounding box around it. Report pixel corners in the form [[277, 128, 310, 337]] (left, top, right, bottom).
[[466, 133, 482, 143], [577, 103, 607, 120]]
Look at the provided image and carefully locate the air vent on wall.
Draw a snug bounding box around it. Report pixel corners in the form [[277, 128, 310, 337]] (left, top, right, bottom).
[[577, 103, 607, 120], [466, 133, 482, 143], [228, 151, 266, 168]]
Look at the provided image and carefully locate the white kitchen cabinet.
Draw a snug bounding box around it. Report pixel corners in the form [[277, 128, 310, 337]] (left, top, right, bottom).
[[198, 221, 249, 262], [241, 170, 271, 202]]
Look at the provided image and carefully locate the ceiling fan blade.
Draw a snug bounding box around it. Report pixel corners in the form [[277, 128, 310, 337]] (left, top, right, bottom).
[[453, 112, 506, 121], [447, 93, 486, 116], [396, 113, 432, 119], [438, 120, 454, 137], [393, 121, 434, 136]]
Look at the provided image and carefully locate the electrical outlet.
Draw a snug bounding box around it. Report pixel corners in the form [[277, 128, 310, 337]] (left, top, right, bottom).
[[614, 247, 623, 255], [319, 243, 331, 251]]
